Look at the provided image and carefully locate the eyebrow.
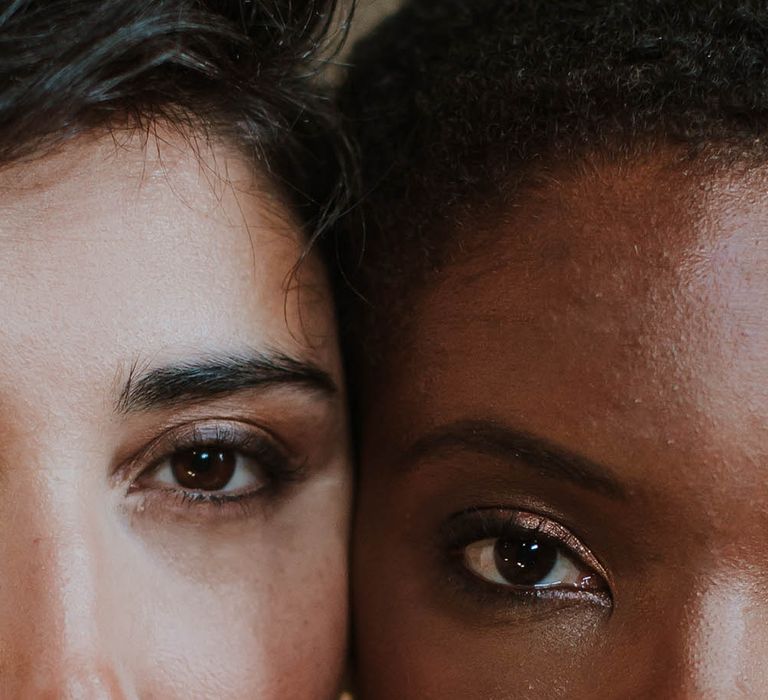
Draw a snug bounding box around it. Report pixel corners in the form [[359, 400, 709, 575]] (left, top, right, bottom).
[[116, 350, 337, 413], [401, 420, 627, 500]]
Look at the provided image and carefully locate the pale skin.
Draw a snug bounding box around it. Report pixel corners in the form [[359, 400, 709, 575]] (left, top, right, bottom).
[[353, 153, 768, 698], [0, 129, 350, 697]]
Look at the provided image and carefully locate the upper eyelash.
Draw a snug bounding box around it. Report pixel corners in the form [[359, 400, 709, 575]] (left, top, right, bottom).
[[444, 508, 595, 561]]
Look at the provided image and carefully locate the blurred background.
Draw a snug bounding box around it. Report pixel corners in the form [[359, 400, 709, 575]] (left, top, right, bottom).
[[325, 0, 400, 82], [347, 0, 401, 49]]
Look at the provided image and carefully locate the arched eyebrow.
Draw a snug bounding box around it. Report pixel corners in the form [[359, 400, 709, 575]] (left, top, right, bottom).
[[115, 350, 337, 414], [401, 419, 627, 500]]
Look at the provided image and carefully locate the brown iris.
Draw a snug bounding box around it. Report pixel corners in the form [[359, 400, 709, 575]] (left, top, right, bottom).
[[170, 447, 237, 491], [494, 536, 558, 586]]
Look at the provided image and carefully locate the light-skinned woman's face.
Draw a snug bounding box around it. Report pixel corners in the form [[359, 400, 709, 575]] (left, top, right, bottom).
[[354, 154, 768, 698], [0, 129, 350, 698]]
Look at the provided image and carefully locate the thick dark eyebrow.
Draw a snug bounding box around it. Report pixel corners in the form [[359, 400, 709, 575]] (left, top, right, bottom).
[[402, 420, 627, 500], [116, 350, 337, 413]]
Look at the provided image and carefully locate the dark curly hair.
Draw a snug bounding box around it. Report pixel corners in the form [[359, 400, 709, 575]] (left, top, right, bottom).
[[0, 0, 352, 246], [339, 0, 768, 354]]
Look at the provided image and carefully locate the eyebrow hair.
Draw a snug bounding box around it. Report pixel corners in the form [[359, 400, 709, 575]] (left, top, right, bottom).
[[402, 420, 627, 500], [116, 350, 337, 413]]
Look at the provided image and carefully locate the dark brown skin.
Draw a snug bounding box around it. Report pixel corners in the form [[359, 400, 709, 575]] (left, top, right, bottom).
[[353, 153, 768, 698]]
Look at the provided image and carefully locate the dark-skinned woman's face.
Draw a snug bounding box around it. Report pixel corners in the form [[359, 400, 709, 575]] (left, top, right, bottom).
[[353, 155, 768, 698]]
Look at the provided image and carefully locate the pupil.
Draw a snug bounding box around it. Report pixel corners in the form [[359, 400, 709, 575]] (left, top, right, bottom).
[[171, 447, 236, 491], [494, 535, 558, 586]]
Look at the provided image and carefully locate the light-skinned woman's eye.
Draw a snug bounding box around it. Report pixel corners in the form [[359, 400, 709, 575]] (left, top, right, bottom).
[[463, 535, 597, 590], [150, 446, 266, 494], [123, 420, 303, 516]]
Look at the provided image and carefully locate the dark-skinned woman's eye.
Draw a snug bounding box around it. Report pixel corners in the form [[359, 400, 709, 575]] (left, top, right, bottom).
[[449, 509, 611, 606], [463, 534, 598, 590]]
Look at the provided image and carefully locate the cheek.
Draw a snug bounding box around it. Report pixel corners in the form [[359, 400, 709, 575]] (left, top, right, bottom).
[[136, 573, 347, 699], [353, 525, 604, 700]]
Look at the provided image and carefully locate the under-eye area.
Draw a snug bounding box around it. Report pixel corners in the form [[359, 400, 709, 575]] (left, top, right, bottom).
[[121, 418, 306, 521], [441, 507, 612, 613]]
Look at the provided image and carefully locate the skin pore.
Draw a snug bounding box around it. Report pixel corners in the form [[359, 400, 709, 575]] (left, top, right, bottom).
[[353, 152, 768, 698], [0, 128, 350, 697]]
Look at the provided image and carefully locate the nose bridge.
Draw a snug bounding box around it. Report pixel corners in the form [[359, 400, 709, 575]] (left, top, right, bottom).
[[0, 452, 130, 698]]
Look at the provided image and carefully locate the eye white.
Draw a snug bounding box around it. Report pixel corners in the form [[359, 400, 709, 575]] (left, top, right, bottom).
[[463, 537, 586, 588]]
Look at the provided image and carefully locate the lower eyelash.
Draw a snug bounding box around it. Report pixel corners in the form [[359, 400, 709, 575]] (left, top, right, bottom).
[[177, 489, 256, 506], [450, 556, 611, 605], [174, 489, 262, 517], [445, 560, 611, 610], [129, 478, 275, 523]]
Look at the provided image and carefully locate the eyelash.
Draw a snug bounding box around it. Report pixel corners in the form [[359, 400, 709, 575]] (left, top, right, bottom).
[[124, 420, 304, 516], [441, 508, 612, 609]]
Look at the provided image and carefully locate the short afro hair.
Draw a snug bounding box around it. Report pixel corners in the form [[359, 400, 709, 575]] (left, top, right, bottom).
[[339, 0, 768, 352], [0, 0, 353, 242]]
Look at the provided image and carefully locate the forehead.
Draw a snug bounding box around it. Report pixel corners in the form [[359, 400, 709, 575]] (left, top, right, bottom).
[[374, 156, 768, 496], [457, 158, 767, 348], [0, 130, 336, 412]]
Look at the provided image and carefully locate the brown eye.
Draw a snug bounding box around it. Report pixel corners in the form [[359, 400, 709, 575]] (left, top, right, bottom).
[[146, 443, 267, 495], [170, 447, 237, 491], [494, 536, 558, 587], [464, 533, 598, 591]]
